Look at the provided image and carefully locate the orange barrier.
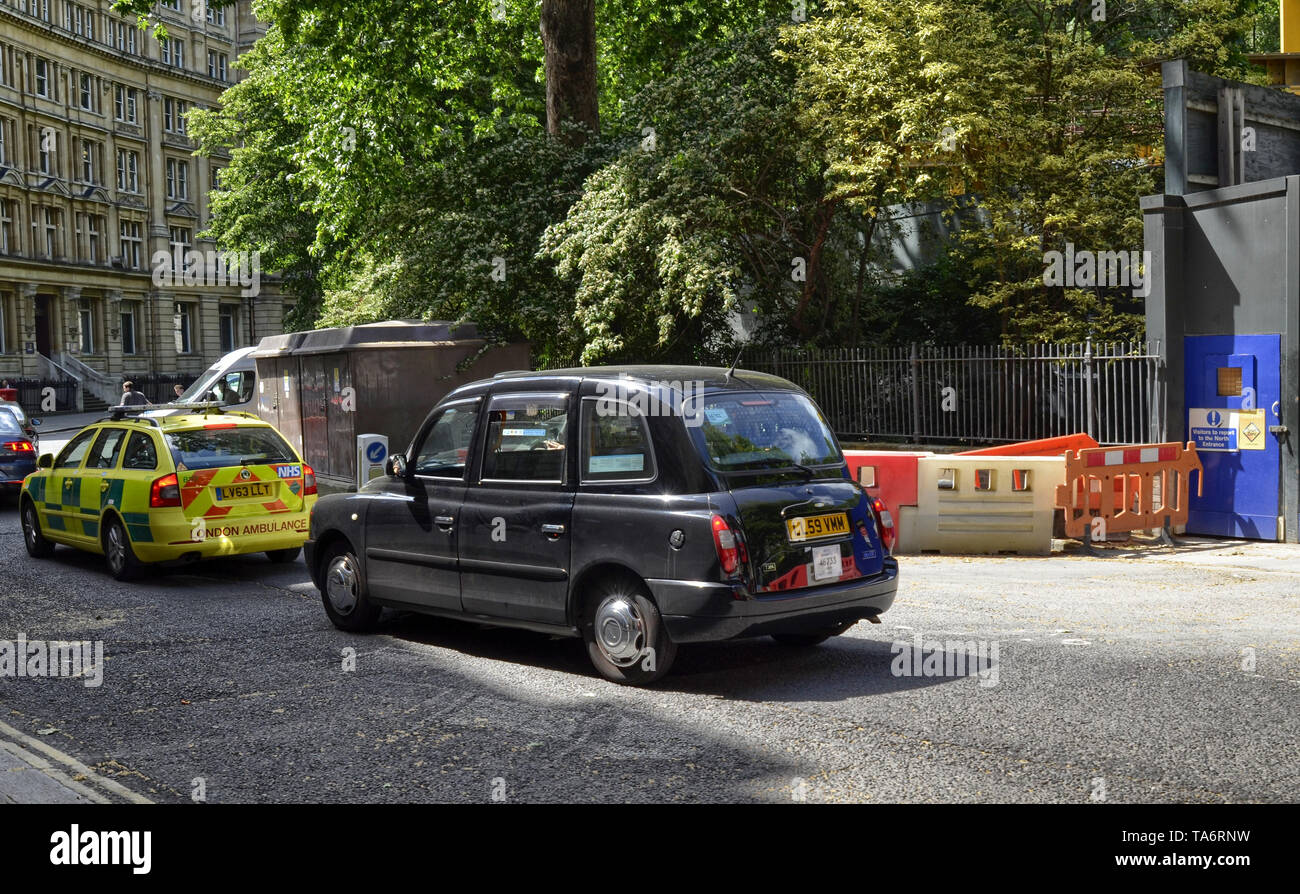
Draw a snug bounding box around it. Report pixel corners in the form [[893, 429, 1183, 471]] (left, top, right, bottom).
[[1054, 442, 1203, 540], [956, 433, 1099, 457]]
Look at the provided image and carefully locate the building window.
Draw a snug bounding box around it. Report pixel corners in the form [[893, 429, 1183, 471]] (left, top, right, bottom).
[[81, 213, 100, 262], [166, 158, 188, 199], [34, 58, 50, 97], [32, 205, 59, 258], [161, 38, 184, 70], [161, 0, 180, 10], [116, 148, 139, 192], [36, 0, 50, 24], [119, 219, 141, 269], [207, 50, 227, 82], [219, 305, 236, 353], [78, 299, 94, 354], [113, 22, 137, 55], [79, 138, 99, 183], [206, 5, 225, 26], [0, 200, 15, 255], [174, 302, 194, 355], [0, 117, 8, 165], [121, 302, 137, 355], [37, 126, 56, 175], [168, 225, 191, 268], [78, 73, 93, 110], [114, 85, 137, 123], [163, 98, 188, 133]]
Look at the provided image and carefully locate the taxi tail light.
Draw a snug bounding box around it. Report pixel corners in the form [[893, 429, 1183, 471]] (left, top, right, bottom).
[[150, 473, 182, 508], [303, 464, 317, 496], [870, 497, 896, 553], [711, 514, 742, 578], [2, 440, 34, 453]]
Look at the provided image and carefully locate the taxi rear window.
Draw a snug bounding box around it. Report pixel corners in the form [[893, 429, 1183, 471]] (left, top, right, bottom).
[[165, 426, 296, 471]]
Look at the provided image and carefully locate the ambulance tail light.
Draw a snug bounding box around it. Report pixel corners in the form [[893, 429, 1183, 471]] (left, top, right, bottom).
[[150, 473, 182, 508], [303, 464, 317, 496]]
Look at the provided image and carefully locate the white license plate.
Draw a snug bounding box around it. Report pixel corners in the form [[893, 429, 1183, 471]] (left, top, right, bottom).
[[811, 544, 841, 582]]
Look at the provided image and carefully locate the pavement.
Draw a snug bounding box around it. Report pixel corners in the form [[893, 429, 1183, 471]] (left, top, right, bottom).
[[2, 511, 1297, 803]]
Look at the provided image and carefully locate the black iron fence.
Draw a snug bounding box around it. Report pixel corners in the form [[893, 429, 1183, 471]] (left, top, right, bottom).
[[741, 341, 1165, 446], [4, 378, 81, 415], [122, 373, 198, 404]]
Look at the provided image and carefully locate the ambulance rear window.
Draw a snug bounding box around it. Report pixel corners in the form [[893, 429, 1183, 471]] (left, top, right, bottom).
[[165, 426, 296, 471]]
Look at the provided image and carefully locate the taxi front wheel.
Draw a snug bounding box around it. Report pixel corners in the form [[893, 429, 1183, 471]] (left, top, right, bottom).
[[320, 541, 380, 632], [103, 517, 143, 582], [21, 500, 54, 559]]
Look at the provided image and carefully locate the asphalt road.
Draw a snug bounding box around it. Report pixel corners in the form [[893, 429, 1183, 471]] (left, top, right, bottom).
[[0, 495, 1296, 803]]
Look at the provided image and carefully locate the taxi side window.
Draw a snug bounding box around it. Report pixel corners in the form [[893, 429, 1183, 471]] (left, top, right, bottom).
[[89, 428, 128, 469], [412, 402, 480, 479], [481, 394, 569, 483], [122, 432, 159, 471], [581, 398, 656, 483], [54, 430, 96, 469]]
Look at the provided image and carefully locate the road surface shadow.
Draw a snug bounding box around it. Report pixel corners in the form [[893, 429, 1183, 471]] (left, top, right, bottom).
[[382, 613, 970, 702]]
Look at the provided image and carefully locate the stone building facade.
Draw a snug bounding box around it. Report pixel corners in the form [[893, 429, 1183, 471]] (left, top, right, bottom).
[[0, 0, 284, 408]]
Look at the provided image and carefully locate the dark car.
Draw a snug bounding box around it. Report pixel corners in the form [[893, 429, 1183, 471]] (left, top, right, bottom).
[[0, 409, 37, 498], [305, 366, 899, 684]]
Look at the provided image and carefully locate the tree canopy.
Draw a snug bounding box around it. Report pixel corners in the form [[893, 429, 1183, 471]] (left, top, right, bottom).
[[114, 0, 1272, 358]]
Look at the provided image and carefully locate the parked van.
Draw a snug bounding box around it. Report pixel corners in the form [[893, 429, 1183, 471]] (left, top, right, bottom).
[[158, 347, 258, 415]]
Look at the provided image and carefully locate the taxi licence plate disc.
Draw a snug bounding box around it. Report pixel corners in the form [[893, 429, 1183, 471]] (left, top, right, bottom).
[[217, 482, 275, 501], [811, 545, 841, 581], [786, 512, 849, 542]]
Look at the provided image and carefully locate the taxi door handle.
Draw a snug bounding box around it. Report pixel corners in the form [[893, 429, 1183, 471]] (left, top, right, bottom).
[[541, 524, 566, 538], [100, 480, 110, 491], [435, 515, 455, 531]]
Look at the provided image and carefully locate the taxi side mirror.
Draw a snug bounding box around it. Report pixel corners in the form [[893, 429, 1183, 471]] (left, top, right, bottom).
[[386, 454, 407, 478], [37, 454, 53, 469]]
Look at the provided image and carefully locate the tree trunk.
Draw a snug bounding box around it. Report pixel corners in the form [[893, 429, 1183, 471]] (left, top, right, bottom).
[[540, 0, 599, 145]]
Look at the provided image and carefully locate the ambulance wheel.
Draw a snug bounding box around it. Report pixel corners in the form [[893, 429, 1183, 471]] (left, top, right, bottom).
[[320, 540, 380, 632], [266, 547, 302, 564], [21, 498, 54, 559], [103, 517, 144, 582]]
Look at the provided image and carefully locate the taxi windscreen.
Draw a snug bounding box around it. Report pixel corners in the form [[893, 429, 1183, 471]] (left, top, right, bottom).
[[165, 426, 296, 471], [687, 391, 842, 471]]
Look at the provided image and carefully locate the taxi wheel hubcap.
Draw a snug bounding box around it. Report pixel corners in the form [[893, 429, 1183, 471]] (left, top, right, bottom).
[[23, 507, 36, 547], [594, 595, 646, 667], [326, 555, 359, 615]]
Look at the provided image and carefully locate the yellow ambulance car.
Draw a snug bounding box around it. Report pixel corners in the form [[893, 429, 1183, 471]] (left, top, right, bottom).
[[20, 409, 316, 580]]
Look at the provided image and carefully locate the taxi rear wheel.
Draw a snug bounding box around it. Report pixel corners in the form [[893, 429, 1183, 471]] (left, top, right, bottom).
[[103, 517, 144, 582], [21, 499, 54, 558], [581, 575, 676, 685], [266, 547, 301, 564], [320, 540, 380, 632]]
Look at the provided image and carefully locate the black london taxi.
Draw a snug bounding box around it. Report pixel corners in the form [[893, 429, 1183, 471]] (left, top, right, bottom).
[[305, 366, 898, 684]]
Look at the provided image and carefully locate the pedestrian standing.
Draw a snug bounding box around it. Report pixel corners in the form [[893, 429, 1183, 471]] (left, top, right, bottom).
[[120, 381, 150, 407]]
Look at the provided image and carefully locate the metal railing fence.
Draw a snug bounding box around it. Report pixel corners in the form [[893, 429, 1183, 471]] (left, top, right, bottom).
[[741, 341, 1164, 446]]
